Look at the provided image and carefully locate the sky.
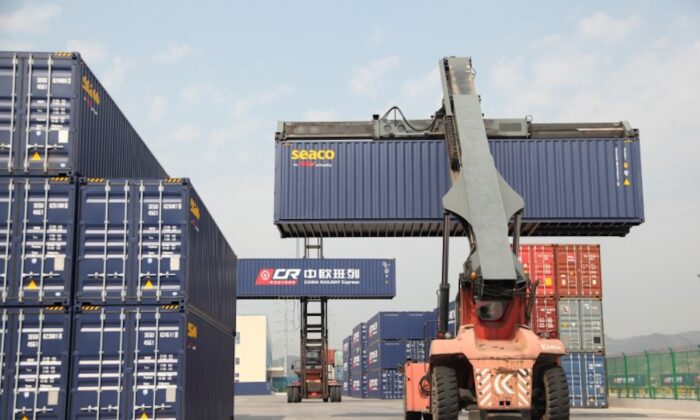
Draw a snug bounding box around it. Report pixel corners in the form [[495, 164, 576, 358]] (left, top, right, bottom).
[[1, 1, 699, 362]]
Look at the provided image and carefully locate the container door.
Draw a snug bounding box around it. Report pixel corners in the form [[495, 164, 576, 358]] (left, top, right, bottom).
[[561, 355, 585, 408], [75, 180, 131, 304], [128, 308, 183, 420], [532, 297, 558, 338], [519, 245, 556, 297], [0, 180, 14, 304], [5, 307, 70, 420], [555, 245, 579, 297], [19, 54, 75, 175], [133, 181, 186, 304], [69, 307, 128, 420], [580, 300, 605, 352], [557, 299, 581, 352], [578, 245, 602, 297], [14, 179, 75, 305], [583, 354, 608, 408], [0, 54, 22, 173]]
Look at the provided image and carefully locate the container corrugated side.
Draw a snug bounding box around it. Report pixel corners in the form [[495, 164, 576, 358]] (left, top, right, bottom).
[[0, 52, 167, 177], [74, 179, 237, 330], [274, 137, 644, 237], [236, 258, 395, 299], [562, 353, 608, 408], [68, 305, 234, 420], [558, 299, 605, 352], [367, 369, 404, 399], [0, 306, 71, 420], [0, 177, 76, 306]]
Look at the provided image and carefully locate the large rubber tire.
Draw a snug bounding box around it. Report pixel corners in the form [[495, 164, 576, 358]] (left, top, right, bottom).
[[331, 386, 342, 402], [291, 386, 301, 403], [531, 367, 569, 420], [286, 387, 293, 403], [430, 366, 460, 420], [405, 412, 422, 420]]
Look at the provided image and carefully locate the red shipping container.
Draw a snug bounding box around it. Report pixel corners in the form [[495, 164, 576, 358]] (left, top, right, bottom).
[[555, 245, 602, 297], [519, 245, 557, 296], [532, 297, 558, 338]]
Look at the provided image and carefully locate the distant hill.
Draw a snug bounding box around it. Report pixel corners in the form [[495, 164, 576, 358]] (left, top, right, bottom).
[[606, 331, 700, 355]]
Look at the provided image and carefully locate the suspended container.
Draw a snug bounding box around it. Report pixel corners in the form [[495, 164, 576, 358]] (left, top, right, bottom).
[[274, 136, 644, 238], [0, 305, 71, 420], [0, 177, 76, 306], [366, 311, 433, 343], [68, 304, 235, 420], [74, 178, 237, 330], [0, 52, 167, 177], [236, 258, 395, 299]]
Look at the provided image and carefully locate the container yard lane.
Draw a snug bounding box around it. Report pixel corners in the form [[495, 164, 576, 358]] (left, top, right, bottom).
[[234, 395, 700, 419]]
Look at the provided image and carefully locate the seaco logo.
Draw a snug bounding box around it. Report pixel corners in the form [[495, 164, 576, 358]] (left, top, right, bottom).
[[291, 149, 336, 168], [81, 75, 101, 105], [256, 268, 300, 286], [291, 149, 335, 160]]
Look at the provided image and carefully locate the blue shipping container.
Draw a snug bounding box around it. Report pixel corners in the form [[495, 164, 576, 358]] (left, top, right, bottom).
[[0, 52, 167, 177], [562, 353, 608, 408], [0, 306, 71, 420], [74, 178, 237, 330], [0, 177, 76, 306], [367, 368, 404, 399], [69, 305, 235, 420], [367, 311, 433, 342], [236, 258, 395, 299], [368, 340, 428, 370], [274, 137, 643, 237], [351, 376, 367, 399]]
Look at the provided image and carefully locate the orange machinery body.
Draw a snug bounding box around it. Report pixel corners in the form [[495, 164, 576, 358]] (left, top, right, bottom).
[[405, 288, 565, 413], [290, 349, 341, 399]]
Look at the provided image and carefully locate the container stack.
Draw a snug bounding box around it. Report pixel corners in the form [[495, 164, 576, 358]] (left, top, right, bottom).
[[0, 51, 237, 419], [342, 336, 352, 396], [350, 323, 368, 398], [366, 312, 432, 399], [553, 245, 607, 409]]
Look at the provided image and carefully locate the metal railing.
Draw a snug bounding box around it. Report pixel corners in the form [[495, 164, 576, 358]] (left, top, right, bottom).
[[607, 348, 700, 400]]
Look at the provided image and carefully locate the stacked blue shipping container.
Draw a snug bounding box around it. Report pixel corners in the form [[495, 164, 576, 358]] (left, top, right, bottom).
[[0, 51, 237, 419], [345, 311, 433, 399]]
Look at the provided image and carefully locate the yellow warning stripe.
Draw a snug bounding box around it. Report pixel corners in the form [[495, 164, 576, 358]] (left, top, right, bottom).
[[161, 304, 180, 310], [85, 177, 105, 183], [81, 305, 100, 311], [45, 305, 64, 311], [165, 178, 183, 183], [53, 52, 73, 57], [50, 176, 70, 182]]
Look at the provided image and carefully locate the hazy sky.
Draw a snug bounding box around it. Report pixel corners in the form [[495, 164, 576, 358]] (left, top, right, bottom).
[[2, 1, 699, 361]]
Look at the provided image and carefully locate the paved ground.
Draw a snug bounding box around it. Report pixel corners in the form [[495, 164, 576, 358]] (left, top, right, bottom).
[[235, 395, 700, 419]]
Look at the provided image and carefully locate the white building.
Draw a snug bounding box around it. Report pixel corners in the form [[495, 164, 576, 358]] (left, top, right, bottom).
[[235, 315, 272, 395]]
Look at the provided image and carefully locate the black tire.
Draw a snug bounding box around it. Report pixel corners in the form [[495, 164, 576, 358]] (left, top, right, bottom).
[[333, 386, 342, 402], [291, 386, 301, 403], [430, 366, 460, 420], [323, 397, 329, 402], [286, 387, 293, 403], [531, 367, 569, 420], [405, 412, 422, 420]]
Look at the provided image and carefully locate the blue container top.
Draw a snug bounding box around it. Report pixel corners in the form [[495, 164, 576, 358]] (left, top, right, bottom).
[[367, 311, 433, 342]]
